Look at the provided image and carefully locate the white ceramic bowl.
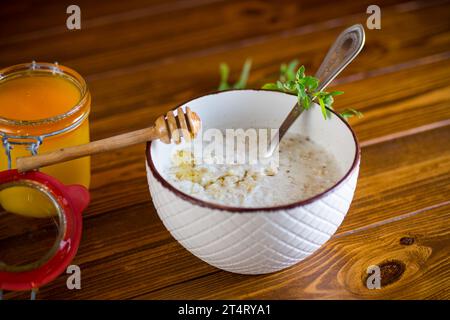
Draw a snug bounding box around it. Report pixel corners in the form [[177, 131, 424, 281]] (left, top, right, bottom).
[[146, 90, 360, 275]]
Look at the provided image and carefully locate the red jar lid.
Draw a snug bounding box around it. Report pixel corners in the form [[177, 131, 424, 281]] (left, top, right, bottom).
[[0, 169, 89, 291]]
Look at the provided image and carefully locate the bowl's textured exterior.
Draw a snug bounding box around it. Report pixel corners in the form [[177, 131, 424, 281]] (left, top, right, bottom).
[[146, 162, 359, 274]]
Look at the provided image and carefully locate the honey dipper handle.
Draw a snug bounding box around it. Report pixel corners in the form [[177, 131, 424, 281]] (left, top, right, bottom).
[[16, 127, 159, 172]]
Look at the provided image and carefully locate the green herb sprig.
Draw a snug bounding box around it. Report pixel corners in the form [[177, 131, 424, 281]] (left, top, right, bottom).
[[339, 108, 364, 119], [218, 59, 252, 90], [218, 59, 363, 120], [263, 61, 352, 119]]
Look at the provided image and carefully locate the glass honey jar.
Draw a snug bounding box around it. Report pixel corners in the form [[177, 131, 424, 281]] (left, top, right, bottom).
[[0, 62, 91, 217]]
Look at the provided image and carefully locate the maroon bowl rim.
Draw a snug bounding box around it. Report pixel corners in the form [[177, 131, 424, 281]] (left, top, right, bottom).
[[146, 89, 361, 213]]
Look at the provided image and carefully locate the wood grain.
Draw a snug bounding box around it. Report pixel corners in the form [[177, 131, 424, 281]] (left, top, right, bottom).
[[0, 0, 220, 40], [1, 0, 449, 299], [0, 0, 402, 72], [138, 203, 450, 300]]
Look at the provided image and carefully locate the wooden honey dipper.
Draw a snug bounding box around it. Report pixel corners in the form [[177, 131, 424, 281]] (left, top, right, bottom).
[[16, 107, 201, 172]]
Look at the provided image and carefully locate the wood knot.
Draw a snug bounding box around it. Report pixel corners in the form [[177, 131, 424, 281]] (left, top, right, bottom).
[[379, 260, 406, 287], [364, 260, 406, 288], [400, 236, 415, 246]]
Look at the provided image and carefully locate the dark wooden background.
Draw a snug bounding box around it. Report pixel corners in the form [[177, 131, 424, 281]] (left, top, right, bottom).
[[1, 0, 449, 299]]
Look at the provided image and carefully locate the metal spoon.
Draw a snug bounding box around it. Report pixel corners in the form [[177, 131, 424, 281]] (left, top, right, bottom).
[[265, 24, 365, 158]]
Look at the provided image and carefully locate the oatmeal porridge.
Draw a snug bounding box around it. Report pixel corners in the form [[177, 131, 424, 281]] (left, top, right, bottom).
[[164, 132, 342, 207]]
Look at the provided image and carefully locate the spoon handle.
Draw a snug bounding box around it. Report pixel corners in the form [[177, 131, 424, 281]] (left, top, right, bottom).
[[265, 24, 365, 158], [315, 24, 365, 91]]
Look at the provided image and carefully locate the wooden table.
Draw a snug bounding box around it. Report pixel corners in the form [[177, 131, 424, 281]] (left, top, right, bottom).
[[1, 0, 449, 299]]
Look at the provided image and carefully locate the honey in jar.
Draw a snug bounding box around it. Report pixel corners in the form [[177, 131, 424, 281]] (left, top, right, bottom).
[[0, 62, 91, 217]]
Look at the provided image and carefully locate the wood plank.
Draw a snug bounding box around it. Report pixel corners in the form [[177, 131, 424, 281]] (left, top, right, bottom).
[[0, 0, 403, 70], [137, 203, 450, 299], [3, 124, 449, 299], [79, 0, 450, 78], [2, 0, 447, 79], [0, 0, 213, 38]]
